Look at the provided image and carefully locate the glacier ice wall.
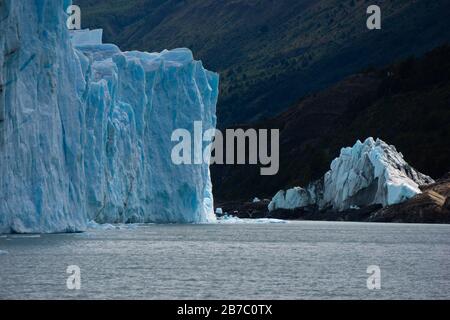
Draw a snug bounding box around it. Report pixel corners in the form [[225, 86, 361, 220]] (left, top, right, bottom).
[[0, 1, 218, 233], [269, 138, 434, 212]]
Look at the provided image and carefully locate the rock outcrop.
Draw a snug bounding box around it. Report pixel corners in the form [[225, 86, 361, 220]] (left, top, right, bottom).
[[369, 173, 450, 223]]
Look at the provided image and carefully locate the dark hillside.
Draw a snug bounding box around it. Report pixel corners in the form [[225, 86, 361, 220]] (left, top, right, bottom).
[[77, 0, 450, 126], [211, 45, 450, 201]]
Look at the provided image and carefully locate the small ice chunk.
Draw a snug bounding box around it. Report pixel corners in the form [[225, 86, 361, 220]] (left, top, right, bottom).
[[70, 29, 103, 46]]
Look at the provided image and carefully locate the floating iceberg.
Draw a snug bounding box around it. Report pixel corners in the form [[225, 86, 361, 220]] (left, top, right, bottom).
[[0, 1, 218, 234], [269, 138, 434, 212]]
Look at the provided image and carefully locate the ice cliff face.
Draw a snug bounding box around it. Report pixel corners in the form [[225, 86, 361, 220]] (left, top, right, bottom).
[[269, 138, 434, 212], [0, 1, 218, 233]]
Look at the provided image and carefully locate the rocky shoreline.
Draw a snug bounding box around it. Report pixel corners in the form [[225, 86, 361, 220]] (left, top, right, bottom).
[[215, 173, 450, 224]]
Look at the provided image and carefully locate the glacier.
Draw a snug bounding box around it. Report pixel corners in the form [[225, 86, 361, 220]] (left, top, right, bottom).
[[269, 138, 434, 212], [0, 1, 218, 234]]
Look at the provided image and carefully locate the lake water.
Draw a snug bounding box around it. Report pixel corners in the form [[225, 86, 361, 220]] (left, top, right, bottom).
[[0, 221, 449, 299]]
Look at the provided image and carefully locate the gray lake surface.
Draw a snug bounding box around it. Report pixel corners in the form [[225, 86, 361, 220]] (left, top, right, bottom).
[[0, 221, 449, 299]]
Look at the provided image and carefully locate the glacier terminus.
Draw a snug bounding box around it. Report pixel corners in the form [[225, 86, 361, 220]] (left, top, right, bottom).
[[0, 1, 219, 233]]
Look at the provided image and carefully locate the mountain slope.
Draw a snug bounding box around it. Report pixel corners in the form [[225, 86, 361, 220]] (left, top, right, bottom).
[[211, 44, 450, 201], [76, 0, 450, 126]]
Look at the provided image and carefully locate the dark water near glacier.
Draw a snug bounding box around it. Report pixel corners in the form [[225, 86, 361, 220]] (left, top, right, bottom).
[[0, 221, 449, 299]]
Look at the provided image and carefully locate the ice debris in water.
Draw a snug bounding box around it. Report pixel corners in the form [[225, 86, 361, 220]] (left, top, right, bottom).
[[217, 215, 287, 224]]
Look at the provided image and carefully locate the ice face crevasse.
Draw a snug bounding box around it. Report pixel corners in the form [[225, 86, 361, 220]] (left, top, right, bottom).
[[0, 1, 219, 234], [268, 138, 434, 212]]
